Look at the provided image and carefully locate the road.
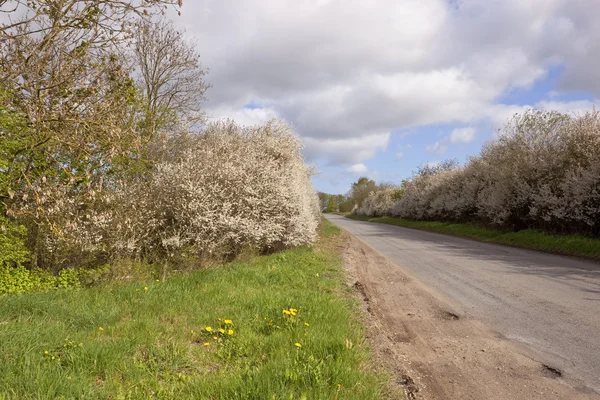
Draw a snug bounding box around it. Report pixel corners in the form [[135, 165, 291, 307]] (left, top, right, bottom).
[[325, 214, 600, 395]]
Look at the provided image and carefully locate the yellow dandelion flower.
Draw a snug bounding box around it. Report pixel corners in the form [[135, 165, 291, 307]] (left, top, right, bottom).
[[304, 322, 310, 327], [98, 327, 104, 331], [290, 308, 298, 313], [144, 287, 148, 291], [213, 336, 218, 340], [205, 326, 213, 332], [44, 350, 49, 355], [203, 342, 210, 346], [224, 319, 233, 324], [219, 328, 225, 334], [227, 329, 234, 336], [290, 310, 297, 316], [282, 310, 291, 315], [295, 343, 302, 348], [156, 279, 160, 282]]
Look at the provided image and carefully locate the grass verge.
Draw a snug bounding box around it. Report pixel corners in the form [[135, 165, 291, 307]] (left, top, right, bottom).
[[0, 219, 389, 399], [346, 214, 600, 260]]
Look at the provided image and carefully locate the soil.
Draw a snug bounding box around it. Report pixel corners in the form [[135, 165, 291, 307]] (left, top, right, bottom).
[[340, 231, 599, 400]]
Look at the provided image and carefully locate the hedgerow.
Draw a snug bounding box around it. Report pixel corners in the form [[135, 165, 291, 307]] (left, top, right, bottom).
[[388, 110, 600, 235]]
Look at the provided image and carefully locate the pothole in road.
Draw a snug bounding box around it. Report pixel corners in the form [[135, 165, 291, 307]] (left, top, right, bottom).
[[440, 311, 460, 320], [398, 374, 420, 399], [353, 281, 373, 314], [541, 364, 562, 378]]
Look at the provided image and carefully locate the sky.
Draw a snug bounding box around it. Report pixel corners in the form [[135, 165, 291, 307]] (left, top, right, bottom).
[[172, 0, 600, 195]]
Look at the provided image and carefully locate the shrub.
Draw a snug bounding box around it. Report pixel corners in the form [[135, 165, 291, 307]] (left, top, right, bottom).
[[48, 120, 320, 268], [389, 109, 600, 236], [356, 186, 398, 217]]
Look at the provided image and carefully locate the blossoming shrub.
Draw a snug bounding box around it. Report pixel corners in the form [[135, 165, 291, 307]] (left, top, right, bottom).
[[51, 119, 320, 267], [355, 186, 398, 217], [391, 110, 600, 236]]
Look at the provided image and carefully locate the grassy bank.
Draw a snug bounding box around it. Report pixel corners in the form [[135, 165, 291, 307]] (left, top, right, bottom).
[[346, 215, 600, 260], [0, 220, 389, 399]]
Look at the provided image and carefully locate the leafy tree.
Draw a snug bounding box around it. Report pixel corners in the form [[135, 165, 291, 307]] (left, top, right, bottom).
[[349, 177, 377, 209]]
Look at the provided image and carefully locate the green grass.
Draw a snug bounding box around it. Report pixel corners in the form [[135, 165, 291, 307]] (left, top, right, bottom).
[[0, 220, 390, 399], [346, 214, 600, 260]]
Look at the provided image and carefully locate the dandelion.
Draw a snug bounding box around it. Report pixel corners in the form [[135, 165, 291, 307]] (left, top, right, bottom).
[[44, 350, 49, 355], [213, 336, 218, 340], [282, 309, 291, 315], [156, 279, 160, 282], [227, 329, 234, 336], [224, 319, 233, 325], [144, 287, 148, 291], [295, 343, 302, 348], [205, 327, 213, 332], [219, 328, 225, 334], [304, 322, 310, 327], [98, 327, 104, 331], [203, 342, 210, 346]]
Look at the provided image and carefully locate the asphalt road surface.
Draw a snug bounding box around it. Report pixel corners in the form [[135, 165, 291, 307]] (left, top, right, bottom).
[[325, 214, 600, 395]]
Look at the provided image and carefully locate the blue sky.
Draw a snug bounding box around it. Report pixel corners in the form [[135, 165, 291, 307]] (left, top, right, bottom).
[[173, 0, 600, 195]]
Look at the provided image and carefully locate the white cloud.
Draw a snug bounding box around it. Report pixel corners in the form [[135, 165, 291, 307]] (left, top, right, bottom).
[[347, 163, 368, 175], [170, 0, 600, 166], [449, 127, 477, 144], [426, 141, 448, 155], [303, 132, 389, 165], [427, 126, 477, 154], [208, 105, 279, 127]]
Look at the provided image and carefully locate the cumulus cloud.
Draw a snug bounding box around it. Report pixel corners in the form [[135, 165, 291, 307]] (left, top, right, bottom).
[[347, 163, 368, 175], [427, 127, 477, 154], [449, 127, 477, 144], [172, 0, 600, 166], [302, 133, 389, 165]]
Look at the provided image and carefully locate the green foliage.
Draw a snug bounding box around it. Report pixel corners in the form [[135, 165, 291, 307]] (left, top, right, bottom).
[[349, 177, 377, 209], [319, 192, 353, 213], [0, 220, 391, 399], [0, 216, 29, 268], [0, 266, 84, 295], [346, 215, 600, 260]]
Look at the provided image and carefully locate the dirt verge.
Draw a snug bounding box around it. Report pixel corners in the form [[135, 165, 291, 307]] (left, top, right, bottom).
[[340, 231, 598, 400]]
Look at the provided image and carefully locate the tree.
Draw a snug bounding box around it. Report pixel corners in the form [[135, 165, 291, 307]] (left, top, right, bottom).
[[0, 0, 184, 268], [133, 17, 209, 143], [349, 177, 377, 209]]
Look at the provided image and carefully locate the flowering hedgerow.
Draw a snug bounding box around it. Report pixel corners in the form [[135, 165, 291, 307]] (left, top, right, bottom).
[[41, 119, 320, 267], [389, 110, 600, 235]]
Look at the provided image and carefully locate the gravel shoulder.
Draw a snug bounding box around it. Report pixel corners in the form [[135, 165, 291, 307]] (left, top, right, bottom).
[[337, 224, 599, 399]]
